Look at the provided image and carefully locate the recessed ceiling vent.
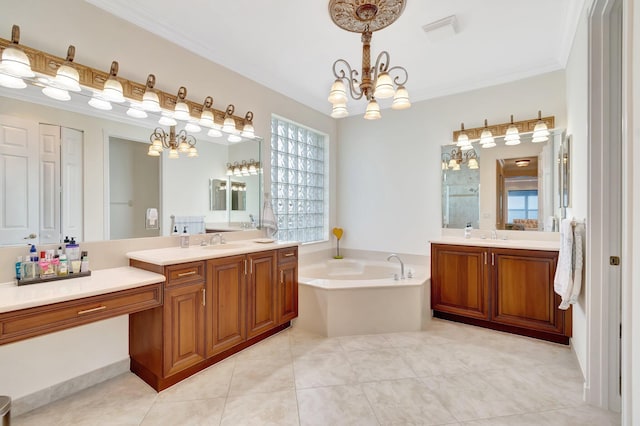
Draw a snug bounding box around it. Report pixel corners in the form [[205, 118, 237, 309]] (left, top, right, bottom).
[[422, 15, 458, 41]]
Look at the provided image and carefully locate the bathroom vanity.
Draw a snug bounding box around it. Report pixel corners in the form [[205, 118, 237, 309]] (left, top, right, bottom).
[[430, 238, 570, 344], [126, 241, 298, 391]]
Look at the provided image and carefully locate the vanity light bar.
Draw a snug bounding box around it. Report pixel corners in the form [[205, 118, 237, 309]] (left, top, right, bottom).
[[452, 115, 555, 141], [0, 30, 250, 130]]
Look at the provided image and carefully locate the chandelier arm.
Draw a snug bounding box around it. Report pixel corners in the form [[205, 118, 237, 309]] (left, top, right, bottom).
[[332, 59, 364, 100], [387, 65, 409, 87], [373, 51, 391, 76]]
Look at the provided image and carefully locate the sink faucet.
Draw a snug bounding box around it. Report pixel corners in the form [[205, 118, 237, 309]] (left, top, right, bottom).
[[387, 253, 405, 280], [210, 233, 223, 245], [491, 229, 498, 240]]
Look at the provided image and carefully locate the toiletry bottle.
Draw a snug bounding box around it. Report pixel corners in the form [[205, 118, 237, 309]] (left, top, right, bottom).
[[180, 226, 190, 248], [80, 251, 89, 273], [464, 222, 473, 239], [15, 256, 22, 281], [58, 254, 68, 276], [29, 244, 38, 262], [66, 237, 80, 262]]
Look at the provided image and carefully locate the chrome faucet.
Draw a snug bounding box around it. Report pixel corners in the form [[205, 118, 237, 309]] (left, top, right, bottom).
[[491, 229, 498, 240], [387, 253, 405, 280], [210, 233, 223, 245]]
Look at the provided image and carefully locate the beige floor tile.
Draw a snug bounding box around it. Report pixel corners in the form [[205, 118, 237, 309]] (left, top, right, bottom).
[[422, 373, 528, 422], [228, 355, 295, 396], [462, 404, 622, 425], [297, 385, 378, 426], [140, 398, 225, 425], [399, 343, 470, 377], [293, 352, 358, 388], [338, 333, 392, 351], [346, 348, 416, 382], [234, 329, 292, 361], [221, 389, 299, 426], [157, 358, 235, 402], [362, 378, 457, 425]]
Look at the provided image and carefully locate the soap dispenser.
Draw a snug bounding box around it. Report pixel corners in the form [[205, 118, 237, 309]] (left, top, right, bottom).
[[464, 222, 473, 239], [180, 226, 190, 248]]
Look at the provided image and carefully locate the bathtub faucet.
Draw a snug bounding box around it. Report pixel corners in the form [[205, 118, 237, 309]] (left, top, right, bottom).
[[386, 254, 405, 280]]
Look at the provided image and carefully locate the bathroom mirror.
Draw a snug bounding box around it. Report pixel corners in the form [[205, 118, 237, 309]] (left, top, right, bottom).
[[209, 179, 227, 211], [0, 88, 263, 246], [441, 128, 565, 232]]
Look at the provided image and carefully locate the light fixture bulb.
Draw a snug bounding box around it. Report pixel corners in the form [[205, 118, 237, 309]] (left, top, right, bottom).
[[0, 73, 26, 89], [147, 145, 160, 157], [126, 102, 148, 118], [328, 78, 347, 104], [0, 26, 35, 78], [456, 123, 469, 147], [228, 134, 242, 143], [391, 85, 411, 110], [452, 163, 461, 171], [373, 72, 394, 99], [331, 103, 348, 118], [222, 117, 237, 133], [173, 86, 190, 120], [504, 115, 520, 145], [448, 159, 457, 169], [207, 127, 223, 138], [102, 61, 125, 103], [159, 114, 177, 126], [233, 165, 241, 175], [141, 74, 161, 112], [88, 92, 112, 110], [168, 147, 179, 159], [187, 147, 198, 157], [249, 162, 258, 175], [199, 110, 215, 128], [42, 86, 71, 101], [178, 140, 190, 153], [53, 63, 81, 92], [185, 121, 201, 133], [151, 138, 163, 152], [364, 99, 381, 120], [468, 158, 479, 169], [479, 120, 494, 146]]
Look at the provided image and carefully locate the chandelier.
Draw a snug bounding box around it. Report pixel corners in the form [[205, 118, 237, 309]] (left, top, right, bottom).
[[327, 0, 410, 120], [442, 147, 479, 171], [147, 125, 198, 159]]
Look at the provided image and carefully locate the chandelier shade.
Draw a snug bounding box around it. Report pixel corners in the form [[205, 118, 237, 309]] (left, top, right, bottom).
[[141, 74, 161, 112]]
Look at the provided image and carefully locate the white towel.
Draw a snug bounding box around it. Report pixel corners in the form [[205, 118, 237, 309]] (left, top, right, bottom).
[[262, 195, 278, 238], [554, 219, 584, 310]]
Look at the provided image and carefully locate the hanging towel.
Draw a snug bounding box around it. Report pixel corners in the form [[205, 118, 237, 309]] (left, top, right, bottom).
[[554, 219, 584, 310], [262, 195, 278, 238]]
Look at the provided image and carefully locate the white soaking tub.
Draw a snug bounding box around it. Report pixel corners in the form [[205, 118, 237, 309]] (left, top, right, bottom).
[[297, 258, 430, 337]]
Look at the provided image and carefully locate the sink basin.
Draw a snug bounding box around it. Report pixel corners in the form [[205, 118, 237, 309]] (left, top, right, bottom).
[[202, 243, 248, 250]]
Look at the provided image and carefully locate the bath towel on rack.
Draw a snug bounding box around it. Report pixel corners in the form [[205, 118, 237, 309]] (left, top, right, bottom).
[[554, 218, 585, 310]]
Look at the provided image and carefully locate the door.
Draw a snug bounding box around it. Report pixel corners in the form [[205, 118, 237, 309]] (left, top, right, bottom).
[[61, 127, 83, 241], [39, 124, 61, 244], [163, 282, 205, 376], [0, 115, 38, 245], [246, 251, 276, 338], [431, 244, 489, 319], [278, 260, 298, 324], [206, 255, 246, 357], [490, 248, 565, 335]]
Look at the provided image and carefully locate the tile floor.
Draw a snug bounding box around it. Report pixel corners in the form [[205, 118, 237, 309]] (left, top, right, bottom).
[[14, 319, 620, 425]]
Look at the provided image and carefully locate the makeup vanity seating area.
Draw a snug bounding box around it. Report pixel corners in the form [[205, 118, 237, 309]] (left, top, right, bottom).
[[0, 238, 299, 392], [430, 236, 570, 344]]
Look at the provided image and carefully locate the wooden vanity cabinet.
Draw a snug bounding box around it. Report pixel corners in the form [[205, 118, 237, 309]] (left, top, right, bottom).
[[129, 247, 297, 391], [431, 243, 571, 344], [277, 246, 298, 324]]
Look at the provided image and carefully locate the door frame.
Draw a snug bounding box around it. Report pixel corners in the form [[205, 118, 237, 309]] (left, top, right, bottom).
[[586, 0, 626, 414]]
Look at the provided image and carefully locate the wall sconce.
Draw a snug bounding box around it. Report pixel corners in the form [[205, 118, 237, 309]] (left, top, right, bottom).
[[41, 45, 81, 101], [226, 159, 260, 176], [141, 74, 161, 112], [102, 61, 125, 103], [504, 114, 521, 146], [479, 119, 495, 148], [442, 147, 479, 171], [0, 25, 34, 89], [241, 111, 255, 138], [532, 110, 550, 143], [451, 113, 555, 149], [147, 125, 198, 158], [456, 123, 472, 151], [223, 105, 242, 142]]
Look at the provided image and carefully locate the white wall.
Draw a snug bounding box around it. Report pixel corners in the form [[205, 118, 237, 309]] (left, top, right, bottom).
[[565, 0, 590, 378], [336, 71, 567, 255]]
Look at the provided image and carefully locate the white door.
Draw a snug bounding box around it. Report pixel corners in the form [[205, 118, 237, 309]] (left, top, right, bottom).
[[39, 124, 61, 244], [61, 127, 83, 241], [0, 115, 38, 246]]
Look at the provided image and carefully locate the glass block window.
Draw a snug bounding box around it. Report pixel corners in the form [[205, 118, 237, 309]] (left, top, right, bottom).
[[507, 189, 539, 222], [270, 116, 326, 243]]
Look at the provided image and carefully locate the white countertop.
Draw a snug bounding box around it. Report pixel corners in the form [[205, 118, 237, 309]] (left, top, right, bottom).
[[429, 236, 560, 251], [0, 266, 166, 313], [127, 239, 300, 266]]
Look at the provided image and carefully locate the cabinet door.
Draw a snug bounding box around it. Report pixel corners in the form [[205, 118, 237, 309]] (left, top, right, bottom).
[[278, 261, 298, 324], [163, 283, 205, 377], [206, 255, 246, 357], [431, 244, 489, 319], [246, 251, 277, 339], [491, 248, 566, 334]]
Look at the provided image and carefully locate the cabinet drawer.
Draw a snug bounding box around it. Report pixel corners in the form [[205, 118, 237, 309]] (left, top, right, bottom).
[[278, 247, 298, 263], [0, 283, 162, 345], [165, 262, 205, 287]]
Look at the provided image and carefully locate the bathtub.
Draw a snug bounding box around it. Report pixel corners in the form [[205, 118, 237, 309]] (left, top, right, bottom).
[[297, 258, 430, 337]]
